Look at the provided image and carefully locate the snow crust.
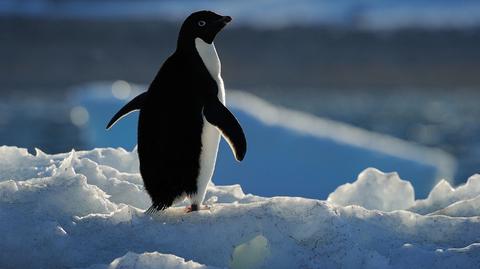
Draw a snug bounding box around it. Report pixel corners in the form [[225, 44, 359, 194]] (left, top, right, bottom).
[[1, 146, 480, 269]]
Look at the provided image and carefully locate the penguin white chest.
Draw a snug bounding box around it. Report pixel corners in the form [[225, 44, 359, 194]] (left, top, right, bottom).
[[191, 38, 225, 205], [194, 38, 225, 102]]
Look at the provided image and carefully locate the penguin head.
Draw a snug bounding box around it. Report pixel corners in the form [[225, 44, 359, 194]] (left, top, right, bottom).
[[178, 11, 232, 45]]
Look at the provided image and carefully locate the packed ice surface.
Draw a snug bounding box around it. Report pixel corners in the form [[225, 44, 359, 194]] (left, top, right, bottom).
[[1, 147, 480, 269]]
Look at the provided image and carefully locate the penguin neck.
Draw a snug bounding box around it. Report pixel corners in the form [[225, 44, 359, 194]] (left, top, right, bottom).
[[194, 37, 221, 79], [176, 32, 195, 52]]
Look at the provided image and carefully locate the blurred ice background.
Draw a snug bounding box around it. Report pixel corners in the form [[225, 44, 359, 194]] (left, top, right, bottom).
[[1, 0, 480, 198]]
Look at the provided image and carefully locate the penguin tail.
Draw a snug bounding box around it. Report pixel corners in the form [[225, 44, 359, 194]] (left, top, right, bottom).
[[144, 203, 170, 215], [145, 205, 159, 215]]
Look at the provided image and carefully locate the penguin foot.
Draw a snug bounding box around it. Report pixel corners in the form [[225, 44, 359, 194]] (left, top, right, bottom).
[[185, 204, 198, 213], [185, 204, 210, 213]]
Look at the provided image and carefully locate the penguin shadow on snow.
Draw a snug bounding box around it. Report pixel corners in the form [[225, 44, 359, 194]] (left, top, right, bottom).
[[106, 11, 247, 215]]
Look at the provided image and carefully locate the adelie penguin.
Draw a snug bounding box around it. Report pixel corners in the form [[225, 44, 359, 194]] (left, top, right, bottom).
[[106, 11, 247, 213]]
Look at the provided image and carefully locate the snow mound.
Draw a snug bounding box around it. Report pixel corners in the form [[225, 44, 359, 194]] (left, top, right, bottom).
[[85, 252, 219, 269], [327, 168, 415, 211], [1, 146, 480, 269], [410, 174, 480, 215]]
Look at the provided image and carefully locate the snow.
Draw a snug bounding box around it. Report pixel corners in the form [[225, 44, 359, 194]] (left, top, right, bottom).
[[410, 174, 480, 216], [1, 146, 480, 269], [327, 168, 415, 211], [86, 252, 219, 269]]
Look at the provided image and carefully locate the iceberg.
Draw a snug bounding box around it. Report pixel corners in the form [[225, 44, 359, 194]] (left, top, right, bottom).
[[73, 85, 455, 199]]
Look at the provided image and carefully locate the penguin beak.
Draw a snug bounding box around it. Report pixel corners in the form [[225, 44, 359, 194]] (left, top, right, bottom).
[[218, 16, 232, 26]]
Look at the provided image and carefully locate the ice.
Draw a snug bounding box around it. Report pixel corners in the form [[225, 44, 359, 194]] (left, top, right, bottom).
[[230, 235, 270, 269], [1, 146, 480, 268], [410, 174, 480, 215], [74, 85, 456, 199], [430, 195, 480, 217], [327, 168, 415, 211]]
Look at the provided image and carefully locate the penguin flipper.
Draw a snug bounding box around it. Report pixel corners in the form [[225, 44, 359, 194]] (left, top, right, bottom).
[[203, 98, 247, 161], [106, 92, 147, 129]]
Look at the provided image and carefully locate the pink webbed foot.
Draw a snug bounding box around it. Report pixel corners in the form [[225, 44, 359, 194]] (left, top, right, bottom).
[[185, 204, 210, 213]]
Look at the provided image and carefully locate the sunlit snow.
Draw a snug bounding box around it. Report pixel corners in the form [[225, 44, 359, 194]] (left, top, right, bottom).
[[1, 146, 479, 268]]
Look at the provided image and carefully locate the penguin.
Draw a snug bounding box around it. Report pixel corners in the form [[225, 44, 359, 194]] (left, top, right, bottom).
[[106, 11, 246, 213]]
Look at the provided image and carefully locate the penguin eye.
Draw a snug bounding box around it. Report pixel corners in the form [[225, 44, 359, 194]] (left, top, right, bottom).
[[198, 20, 206, 27]]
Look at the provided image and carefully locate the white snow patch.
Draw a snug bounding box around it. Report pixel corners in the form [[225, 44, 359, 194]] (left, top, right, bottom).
[[84, 251, 219, 269], [430, 195, 480, 217], [410, 174, 480, 215], [327, 168, 415, 211], [1, 146, 480, 269]]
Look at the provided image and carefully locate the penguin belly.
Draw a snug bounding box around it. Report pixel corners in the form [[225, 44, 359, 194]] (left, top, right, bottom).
[[190, 38, 226, 206], [189, 119, 221, 205]]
